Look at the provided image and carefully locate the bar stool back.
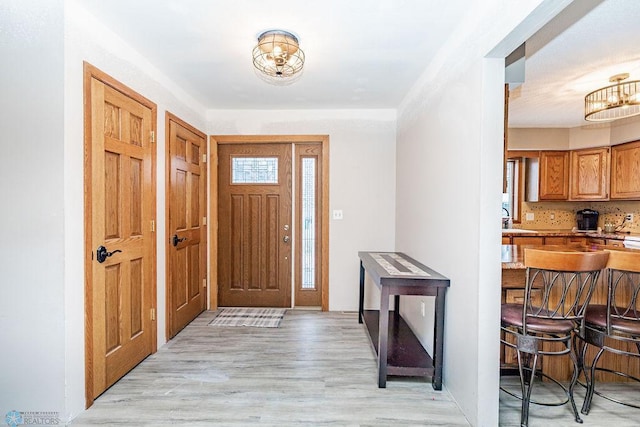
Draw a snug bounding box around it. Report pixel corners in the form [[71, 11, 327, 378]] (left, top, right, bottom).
[[578, 249, 640, 414], [501, 247, 609, 427]]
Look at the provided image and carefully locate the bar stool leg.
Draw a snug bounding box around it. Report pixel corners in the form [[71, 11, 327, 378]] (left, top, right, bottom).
[[517, 349, 539, 427], [568, 347, 583, 423], [581, 347, 605, 415]]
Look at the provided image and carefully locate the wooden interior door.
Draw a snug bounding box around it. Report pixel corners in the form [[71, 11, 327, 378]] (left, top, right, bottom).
[[217, 143, 292, 307], [167, 114, 207, 339], [85, 65, 156, 404]]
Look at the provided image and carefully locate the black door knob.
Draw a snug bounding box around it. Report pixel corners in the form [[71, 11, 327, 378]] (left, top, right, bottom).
[[96, 246, 122, 263], [172, 234, 187, 247]]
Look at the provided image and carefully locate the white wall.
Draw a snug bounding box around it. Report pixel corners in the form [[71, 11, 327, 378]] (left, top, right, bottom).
[[206, 109, 397, 311], [508, 127, 570, 149], [0, 0, 66, 419], [509, 115, 640, 151], [394, 1, 566, 425]]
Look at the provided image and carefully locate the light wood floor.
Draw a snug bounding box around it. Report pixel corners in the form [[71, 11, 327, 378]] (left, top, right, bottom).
[[71, 310, 640, 426]]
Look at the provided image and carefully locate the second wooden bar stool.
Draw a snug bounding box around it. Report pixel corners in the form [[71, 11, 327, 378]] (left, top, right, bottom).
[[577, 249, 640, 413], [500, 247, 609, 427]]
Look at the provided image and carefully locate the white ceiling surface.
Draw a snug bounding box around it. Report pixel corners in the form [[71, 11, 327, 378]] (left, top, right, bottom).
[[509, 0, 640, 128], [79, 0, 471, 110], [78, 0, 640, 127]]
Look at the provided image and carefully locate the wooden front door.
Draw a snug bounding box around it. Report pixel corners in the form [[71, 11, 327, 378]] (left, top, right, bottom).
[[166, 114, 207, 339], [217, 143, 292, 307], [84, 64, 156, 404]]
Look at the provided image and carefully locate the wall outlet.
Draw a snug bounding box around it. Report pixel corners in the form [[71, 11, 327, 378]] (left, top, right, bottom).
[[421, 301, 426, 317], [332, 209, 343, 220], [550, 213, 555, 220], [626, 213, 634, 222], [525, 212, 534, 221]]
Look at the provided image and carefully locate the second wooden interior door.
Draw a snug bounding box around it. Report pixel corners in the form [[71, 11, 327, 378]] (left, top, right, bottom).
[[217, 143, 292, 307], [167, 115, 207, 339]]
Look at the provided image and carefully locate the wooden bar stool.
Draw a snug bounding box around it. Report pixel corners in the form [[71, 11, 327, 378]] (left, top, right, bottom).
[[577, 249, 640, 414], [500, 247, 609, 427]]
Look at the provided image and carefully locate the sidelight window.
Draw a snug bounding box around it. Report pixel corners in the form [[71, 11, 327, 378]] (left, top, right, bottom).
[[301, 158, 316, 289]]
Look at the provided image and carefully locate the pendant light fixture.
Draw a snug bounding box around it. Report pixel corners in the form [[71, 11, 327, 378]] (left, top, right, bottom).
[[252, 30, 305, 83], [585, 73, 640, 121]]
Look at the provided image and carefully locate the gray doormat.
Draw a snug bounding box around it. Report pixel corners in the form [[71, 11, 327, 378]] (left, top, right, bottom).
[[208, 307, 286, 328]]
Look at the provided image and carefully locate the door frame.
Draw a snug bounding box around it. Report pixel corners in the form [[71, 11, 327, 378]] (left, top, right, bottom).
[[164, 112, 208, 340], [210, 135, 330, 311], [83, 62, 158, 408]]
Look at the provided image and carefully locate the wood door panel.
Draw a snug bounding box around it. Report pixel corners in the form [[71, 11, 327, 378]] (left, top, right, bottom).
[[166, 114, 206, 339], [539, 151, 569, 200], [129, 158, 143, 236], [218, 143, 291, 307], [569, 147, 609, 200], [173, 246, 187, 308], [90, 78, 155, 397], [85, 66, 157, 405], [129, 258, 143, 336], [611, 140, 640, 199]]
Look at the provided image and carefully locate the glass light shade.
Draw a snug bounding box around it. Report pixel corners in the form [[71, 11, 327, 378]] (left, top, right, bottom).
[[585, 76, 640, 122], [252, 30, 305, 79]]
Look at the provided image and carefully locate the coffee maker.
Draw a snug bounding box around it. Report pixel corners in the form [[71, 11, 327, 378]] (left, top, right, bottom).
[[576, 209, 599, 231]]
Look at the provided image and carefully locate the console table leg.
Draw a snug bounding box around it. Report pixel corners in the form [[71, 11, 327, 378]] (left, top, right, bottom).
[[378, 286, 390, 388], [358, 261, 365, 324], [432, 287, 446, 390]]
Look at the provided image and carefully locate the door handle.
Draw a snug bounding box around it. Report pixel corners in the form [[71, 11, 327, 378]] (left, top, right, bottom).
[[96, 245, 122, 263], [172, 234, 187, 247], [283, 235, 290, 243]]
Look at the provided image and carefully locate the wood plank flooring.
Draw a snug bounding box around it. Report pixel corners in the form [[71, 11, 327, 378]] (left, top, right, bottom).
[[71, 310, 640, 426], [71, 311, 469, 426]]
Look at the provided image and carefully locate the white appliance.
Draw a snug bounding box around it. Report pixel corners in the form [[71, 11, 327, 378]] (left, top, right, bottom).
[[623, 235, 640, 249]]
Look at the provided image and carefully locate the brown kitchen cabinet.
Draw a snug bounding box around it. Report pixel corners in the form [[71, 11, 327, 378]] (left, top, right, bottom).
[[539, 151, 569, 200], [543, 236, 566, 245], [569, 147, 609, 200], [512, 236, 544, 245], [567, 236, 587, 245], [611, 140, 640, 199]]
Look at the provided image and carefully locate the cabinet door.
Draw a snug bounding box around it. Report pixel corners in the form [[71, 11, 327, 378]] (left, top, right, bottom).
[[611, 140, 640, 199], [539, 151, 569, 200], [567, 236, 587, 245], [544, 237, 567, 245], [606, 239, 624, 248], [569, 147, 609, 200], [512, 236, 544, 245]]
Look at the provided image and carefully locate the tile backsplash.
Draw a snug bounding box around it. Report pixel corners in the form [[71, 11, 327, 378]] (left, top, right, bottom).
[[519, 201, 640, 232]]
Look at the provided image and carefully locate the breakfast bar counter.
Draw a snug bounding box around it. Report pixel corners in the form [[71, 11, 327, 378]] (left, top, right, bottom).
[[500, 243, 640, 381]]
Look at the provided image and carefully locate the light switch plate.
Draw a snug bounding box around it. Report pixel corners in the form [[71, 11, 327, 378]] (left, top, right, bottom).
[[525, 212, 534, 221], [332, 210, 343, 220]]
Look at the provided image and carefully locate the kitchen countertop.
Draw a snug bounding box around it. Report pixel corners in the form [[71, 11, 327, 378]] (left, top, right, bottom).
[[501, 228, 639, 241], [501, 243, 639, 269]]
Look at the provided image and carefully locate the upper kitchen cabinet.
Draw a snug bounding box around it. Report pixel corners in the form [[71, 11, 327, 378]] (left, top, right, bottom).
[[569, 147, 609, 200], [610, 140, 640, 199], [539, 151, 569, 200]]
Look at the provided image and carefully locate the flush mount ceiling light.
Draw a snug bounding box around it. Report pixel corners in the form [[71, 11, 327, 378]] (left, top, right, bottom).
[[585, 73, 640, 121], [252, 30, 305, 82]]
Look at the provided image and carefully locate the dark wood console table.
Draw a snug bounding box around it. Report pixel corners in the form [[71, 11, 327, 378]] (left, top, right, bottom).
[[358, 251, 449, 390]]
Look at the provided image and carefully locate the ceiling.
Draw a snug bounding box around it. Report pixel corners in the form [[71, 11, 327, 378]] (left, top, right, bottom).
[[508, 0, 640, 128], [79, 0, 640, 128], [79, 0, 470, 110]]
